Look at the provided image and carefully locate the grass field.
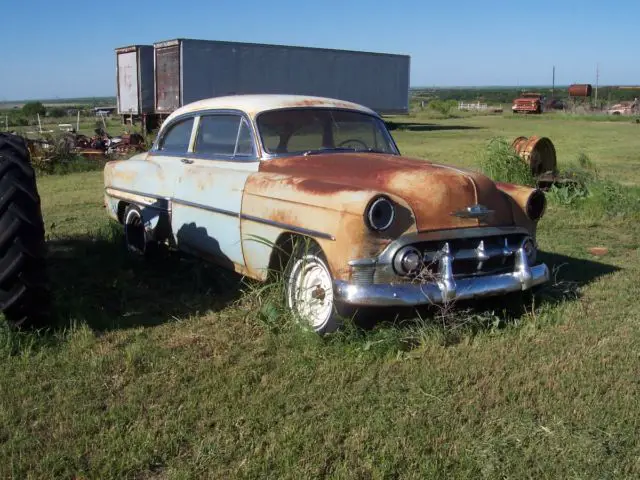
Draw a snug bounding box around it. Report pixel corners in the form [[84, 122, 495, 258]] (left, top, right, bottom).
[[2, 112, 640, 478]]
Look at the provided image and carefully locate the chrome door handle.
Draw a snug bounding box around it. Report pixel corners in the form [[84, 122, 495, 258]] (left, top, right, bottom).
[[181, 158, 194, 164]]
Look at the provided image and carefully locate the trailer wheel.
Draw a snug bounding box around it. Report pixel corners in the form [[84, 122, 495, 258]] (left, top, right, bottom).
[[0, 134, 50, 328]]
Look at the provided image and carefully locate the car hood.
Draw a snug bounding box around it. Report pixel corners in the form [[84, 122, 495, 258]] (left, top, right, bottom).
[[259, 153, 514, 230]]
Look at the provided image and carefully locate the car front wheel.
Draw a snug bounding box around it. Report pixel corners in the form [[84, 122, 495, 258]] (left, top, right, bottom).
[[285, 241, 342, 335]]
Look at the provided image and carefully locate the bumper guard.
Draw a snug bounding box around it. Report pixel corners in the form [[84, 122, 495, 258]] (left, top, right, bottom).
[[335, 246, 549, 307]]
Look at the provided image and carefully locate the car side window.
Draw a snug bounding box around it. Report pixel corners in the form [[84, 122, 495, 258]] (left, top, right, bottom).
[[196, 115, 244, 157], [235, 120, 255, 157], [159, 117, 194, 153]]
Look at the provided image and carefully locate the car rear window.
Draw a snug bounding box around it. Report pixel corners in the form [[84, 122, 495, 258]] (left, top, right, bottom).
[[160, 117, 194, 153]]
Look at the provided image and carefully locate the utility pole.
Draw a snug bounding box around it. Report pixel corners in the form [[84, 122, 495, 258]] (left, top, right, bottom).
[[595, 63, 599, 106], [552, 65, 555, 98]]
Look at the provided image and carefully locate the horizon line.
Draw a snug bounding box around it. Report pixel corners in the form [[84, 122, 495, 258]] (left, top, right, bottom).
[[2, 84, 639, 103]]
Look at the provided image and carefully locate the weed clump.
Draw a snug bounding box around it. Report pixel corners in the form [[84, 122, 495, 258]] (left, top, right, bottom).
[[428, 99, 459, 117], [478, 140, 640, 220], [546, 152, 640, 218], [478, 137, 536, 186]]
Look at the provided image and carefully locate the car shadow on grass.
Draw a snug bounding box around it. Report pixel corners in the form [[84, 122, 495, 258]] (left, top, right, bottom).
[[351, 250, 621, 338], [46, 228, 244, 331], [44, 231, 620, 338]]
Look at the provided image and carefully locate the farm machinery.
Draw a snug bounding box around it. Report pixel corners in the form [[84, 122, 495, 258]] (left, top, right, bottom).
[[24, 128, 147, 164], [0, 133, 49, 327], [53, 128, 146, 156]]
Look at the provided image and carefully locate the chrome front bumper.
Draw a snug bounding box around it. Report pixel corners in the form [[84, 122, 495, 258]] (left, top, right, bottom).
[[334, 247, 550, 307]]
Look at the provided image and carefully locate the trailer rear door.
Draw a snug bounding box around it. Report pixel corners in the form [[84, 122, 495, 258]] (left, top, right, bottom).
[[156, 44, 181, 113], [117, 51, 139, 114]]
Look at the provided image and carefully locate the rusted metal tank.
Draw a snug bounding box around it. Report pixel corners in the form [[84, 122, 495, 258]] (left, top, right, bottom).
[[568, 84, 593, 97], [512, 136, 557, 176]]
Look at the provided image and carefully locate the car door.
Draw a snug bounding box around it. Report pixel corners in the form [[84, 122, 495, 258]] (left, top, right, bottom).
[[171, 112, 259, 269], [114, 115, 194, 234], [145, 115, 195, 198]]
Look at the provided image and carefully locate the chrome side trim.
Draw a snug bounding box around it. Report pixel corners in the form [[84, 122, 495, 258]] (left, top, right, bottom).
[[172, 198, 239, 218], [105, 186, 168, 202], [241, 214, 336, 241], [105, 186, 335, 241], [105, 193, 169, 212]]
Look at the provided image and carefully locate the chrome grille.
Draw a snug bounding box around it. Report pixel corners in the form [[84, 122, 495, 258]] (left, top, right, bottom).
[[349, 233, 530, 285], [418, 234, 525, 278]]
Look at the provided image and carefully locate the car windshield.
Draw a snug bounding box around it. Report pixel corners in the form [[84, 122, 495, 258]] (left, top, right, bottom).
[[256, 108, 398, 156]]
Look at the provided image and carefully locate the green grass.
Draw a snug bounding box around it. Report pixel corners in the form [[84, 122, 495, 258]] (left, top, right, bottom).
[[2, 113, 640, 478], [392, 111, 640, 186]]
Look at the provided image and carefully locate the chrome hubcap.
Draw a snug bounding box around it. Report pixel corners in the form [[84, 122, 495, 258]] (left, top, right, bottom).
[[288, 255, 334, 330]]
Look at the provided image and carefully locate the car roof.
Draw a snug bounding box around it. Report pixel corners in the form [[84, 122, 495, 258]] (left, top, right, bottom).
[[164, 94, 379, 123]]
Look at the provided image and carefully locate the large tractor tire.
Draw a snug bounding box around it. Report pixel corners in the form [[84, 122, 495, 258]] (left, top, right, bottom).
[[0, 134, 50, 328]]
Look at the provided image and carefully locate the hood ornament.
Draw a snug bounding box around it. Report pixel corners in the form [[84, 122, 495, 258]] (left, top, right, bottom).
[[451, 204, 494, 221]]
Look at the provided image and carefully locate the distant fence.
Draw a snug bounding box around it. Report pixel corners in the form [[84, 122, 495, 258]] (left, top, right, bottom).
[[458, 101, 489, 111]]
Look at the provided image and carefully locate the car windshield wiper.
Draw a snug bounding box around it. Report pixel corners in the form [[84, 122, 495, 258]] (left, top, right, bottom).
[[302, 147, 357, 156], [301, 147, 390, 156], [359, 148, 388, 154]]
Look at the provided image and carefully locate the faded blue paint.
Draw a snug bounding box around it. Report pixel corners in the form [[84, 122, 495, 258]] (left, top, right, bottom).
[[171, 159, 259, 266]]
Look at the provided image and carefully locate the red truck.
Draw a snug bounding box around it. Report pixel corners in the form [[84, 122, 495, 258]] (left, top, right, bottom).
[[512, 92, 545, 114]]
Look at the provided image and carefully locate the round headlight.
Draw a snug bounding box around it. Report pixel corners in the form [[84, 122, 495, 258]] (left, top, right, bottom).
[[522, 237, 537, 265], [393, 246, 422, 275], [526, 190, 546, 221], [365, 196, 395, 231]]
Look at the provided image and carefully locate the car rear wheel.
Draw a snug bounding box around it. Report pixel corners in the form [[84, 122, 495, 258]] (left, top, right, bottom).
[[284, 241, 342, 335], [123, 205, 157, 257]]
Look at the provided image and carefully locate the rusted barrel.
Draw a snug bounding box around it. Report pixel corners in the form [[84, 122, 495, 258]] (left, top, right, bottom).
[[568, 84, 593, 97], [511, 136, 557, 176]]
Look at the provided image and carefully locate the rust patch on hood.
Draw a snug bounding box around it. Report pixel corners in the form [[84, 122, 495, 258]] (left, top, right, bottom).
[[295, 178, 361, 195], [260, 153, 514, 231]]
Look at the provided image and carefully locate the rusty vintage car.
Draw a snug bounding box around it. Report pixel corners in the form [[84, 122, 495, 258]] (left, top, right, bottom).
[[104, 94, 549, 334], [607, 99, 639, 116]]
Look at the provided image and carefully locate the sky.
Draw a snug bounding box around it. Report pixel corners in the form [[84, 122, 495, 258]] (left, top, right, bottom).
[[1, 0, 639, 100]]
